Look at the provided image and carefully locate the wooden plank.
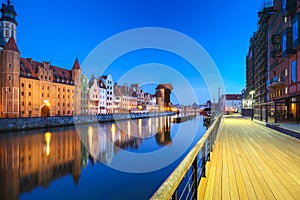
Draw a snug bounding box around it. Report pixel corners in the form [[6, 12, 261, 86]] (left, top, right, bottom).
[[198, 117, 300, 200]]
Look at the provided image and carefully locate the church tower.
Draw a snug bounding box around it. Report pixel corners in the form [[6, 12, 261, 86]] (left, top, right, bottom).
[[0, 0, 17, 47], [0, 36, 20, 118], [72, 58, 82, 116]]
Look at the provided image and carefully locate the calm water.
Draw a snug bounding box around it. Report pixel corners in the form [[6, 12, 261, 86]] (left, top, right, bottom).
[[0, 115, 206, 200]]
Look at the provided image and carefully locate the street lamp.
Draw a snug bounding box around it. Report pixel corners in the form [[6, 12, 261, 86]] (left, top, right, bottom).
[[249, 90, 255, 120]]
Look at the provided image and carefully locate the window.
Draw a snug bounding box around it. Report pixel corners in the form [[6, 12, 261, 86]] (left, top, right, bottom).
[[28, 92, 31, 96], [28, 84, 31, 88], [42, 93, 44, 97], [293, 17, 298, 42], [29, 102, 31, 106], [291, 60, 297, 83], [282, 32, 287, 53], [282, 0, 286, 9], [47, 86, 50, 90], [21, 91, 24, 96]]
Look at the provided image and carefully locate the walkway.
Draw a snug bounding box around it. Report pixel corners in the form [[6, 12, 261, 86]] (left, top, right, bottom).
[[198, 117, 300, 200]]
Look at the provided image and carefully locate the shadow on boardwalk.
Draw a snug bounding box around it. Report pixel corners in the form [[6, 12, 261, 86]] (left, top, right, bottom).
[[198, 117, 300, 200]]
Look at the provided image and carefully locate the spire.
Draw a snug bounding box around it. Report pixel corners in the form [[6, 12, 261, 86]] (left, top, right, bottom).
[[7, 0, 10, 6], [3, 36, 19, 52], [72, 57, 80, 70]]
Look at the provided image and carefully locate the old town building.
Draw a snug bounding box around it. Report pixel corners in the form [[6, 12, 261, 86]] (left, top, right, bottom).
[[0, 1, 81, 118]]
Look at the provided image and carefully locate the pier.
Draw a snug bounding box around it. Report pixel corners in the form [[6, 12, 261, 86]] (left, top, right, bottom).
[[199, 116, 300, 199], [151, 115, 300, 199]]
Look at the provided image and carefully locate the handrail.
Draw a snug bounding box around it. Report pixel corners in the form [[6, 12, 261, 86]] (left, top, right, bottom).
[[150, 113, 222, 200]]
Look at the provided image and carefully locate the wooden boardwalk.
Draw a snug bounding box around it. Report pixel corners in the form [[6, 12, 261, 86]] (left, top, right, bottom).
[[198, 117, 300, 200]]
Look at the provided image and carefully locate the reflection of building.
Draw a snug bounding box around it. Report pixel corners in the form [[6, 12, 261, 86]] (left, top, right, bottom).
[[155, 84, 173, 111], [155, 117, 171, 145], [77, 116, 172, 165], [0, 1, 82, 118], [0, 129, 82, 200]]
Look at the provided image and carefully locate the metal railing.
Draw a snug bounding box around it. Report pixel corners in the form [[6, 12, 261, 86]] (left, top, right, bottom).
[[150, 114, 222, 200]]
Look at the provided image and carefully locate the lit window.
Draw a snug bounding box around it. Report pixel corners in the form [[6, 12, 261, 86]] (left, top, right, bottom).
[[285, 87, 288, 94], [285, 68, 288, 76], [291, 60, 297, 83]]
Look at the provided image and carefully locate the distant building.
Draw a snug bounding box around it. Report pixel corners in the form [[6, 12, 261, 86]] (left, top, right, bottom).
[[98, 78, 107, 114], [155, 84, 173, 111], [222, 94, 242, 113], [88, 76, 100, 115], [114, 84, 138, 113], [81, 75, 89, 115], [100, 75, 114, 114]]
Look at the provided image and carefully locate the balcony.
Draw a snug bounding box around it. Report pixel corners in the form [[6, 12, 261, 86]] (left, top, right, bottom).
[[282, 0, 296, 17], [268, 76, 285, 88]]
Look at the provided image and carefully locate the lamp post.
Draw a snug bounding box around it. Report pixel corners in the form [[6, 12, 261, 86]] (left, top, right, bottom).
[[250, 90, 255, 120]]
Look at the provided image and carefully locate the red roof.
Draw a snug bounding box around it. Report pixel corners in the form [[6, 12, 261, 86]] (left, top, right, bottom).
[[72, 58, 80, 70], [20, 58, 73, 84], [4, 37, 19, 52]]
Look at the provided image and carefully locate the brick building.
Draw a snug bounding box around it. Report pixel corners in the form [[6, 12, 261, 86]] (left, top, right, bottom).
[[0, 1, 81, 118]]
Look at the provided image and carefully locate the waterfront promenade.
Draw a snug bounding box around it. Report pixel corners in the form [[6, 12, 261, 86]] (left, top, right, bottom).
[[198, 116, 300, 200]]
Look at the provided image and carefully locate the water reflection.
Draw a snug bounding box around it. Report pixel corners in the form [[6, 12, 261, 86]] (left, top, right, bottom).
[[0, 116, 173, 200], [0, 129, 82, 200], [78, 116, 172, 165]]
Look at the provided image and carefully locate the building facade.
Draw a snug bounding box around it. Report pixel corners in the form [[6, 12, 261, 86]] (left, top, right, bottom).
[[246, 0, 300, 122], [246, 2, 274, 104], [0, 1, 82, 118], [81, 75, 89, 115], [100, 75, 114, 114], [155, 84, 173, 111]]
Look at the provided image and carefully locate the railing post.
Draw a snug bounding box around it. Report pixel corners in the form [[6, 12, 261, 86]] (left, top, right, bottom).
[[193, 155, 198, 199], [201, 145, 206, 178], [207, 132, 211, 161], [172, 190, 178, 200]]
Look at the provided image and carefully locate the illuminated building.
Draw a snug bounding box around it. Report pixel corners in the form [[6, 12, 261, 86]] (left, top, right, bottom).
[[155, 84, 173, 111], [0, 1, 82, 118]]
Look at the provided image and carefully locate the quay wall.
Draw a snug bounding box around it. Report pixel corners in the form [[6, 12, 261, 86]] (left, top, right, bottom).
[[0, 112, 175, 133]]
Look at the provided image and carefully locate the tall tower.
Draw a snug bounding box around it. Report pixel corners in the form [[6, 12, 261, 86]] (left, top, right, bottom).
[[72, 58, 82, 116], [0, 36, 20, 118], [0, 0, 17, 46]]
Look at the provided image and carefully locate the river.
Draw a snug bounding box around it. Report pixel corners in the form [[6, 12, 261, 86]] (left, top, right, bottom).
[[0, 115, 207, 200]]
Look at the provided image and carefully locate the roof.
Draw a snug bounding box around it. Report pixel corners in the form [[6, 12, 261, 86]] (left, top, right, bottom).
[[20, 58, 74, 84], [156, 84, 173, 90], [72, 58, 80, 70], [3, 37, 19, 52], [98, 79, 106, 89]]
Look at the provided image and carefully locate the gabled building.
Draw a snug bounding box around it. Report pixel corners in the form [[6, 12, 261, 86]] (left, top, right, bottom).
[[81, 75, 89, 115], [100, 74, 114, 114], [0, 1, 82, 118]]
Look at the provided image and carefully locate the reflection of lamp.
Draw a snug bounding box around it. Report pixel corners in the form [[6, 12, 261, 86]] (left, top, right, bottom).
[[44, 132, 52, 156], [250, 90, 255, 120], [111, 124, 116, 142]]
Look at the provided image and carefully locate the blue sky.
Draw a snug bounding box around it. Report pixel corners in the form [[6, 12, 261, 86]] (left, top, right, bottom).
[[14, 0, 262, 103]]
